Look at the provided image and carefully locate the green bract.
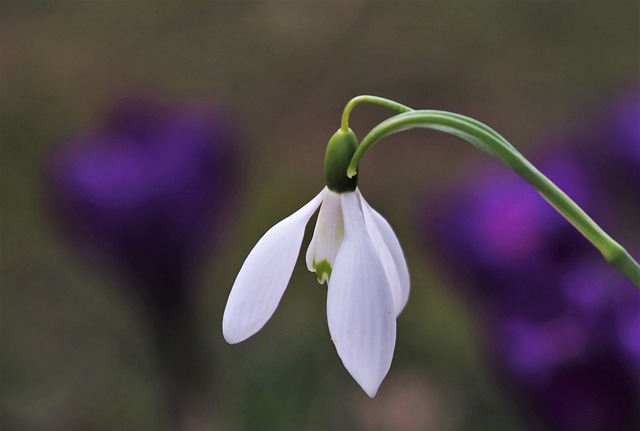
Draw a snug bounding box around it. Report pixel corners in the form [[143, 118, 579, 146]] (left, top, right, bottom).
[[324, 128, 358, 193]]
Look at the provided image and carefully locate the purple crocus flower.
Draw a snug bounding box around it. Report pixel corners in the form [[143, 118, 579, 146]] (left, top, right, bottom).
[[423, 105, 640, 430], [591, 91, 640, 197], [43, 95, 241, 429], [45, 96, 240, 314], [428, 154, 602, 319]]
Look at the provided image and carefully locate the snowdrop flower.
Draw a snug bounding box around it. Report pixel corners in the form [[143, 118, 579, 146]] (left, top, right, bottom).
[[223, 129, 409, 397], [221, 93, 640, 400]]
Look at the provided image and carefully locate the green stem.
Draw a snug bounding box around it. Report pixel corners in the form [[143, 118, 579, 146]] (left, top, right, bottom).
[[340, 95, 413, 132], [346, 109, 640, 289]]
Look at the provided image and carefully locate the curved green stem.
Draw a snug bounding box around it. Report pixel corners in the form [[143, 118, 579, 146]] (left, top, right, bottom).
[[346, 109, 640, 288], [340, 95, 413, 132]]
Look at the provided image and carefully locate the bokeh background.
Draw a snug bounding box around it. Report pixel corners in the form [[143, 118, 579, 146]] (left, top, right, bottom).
[[2, 1, 638, 430]]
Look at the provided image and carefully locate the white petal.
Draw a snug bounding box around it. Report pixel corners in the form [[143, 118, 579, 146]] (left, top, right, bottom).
[[327, 192, 396, 397], [223, 189, 325, 344], [305, 189, 344, 284], [358, 191, 410, 316]]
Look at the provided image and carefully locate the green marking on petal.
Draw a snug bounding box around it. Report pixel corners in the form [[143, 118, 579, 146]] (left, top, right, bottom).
[[314, 259, 332, 284]]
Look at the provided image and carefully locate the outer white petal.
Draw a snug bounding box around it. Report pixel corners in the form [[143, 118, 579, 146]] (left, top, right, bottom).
[[305, 189, 344, 284], [223, 189, 325, 344], [358, 191, 410, 316], [327, 192, 396, 397]]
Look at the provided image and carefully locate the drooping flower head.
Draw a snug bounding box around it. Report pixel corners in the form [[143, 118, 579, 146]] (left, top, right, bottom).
[[223, 128, 409, 397], [45, 96, 241, 314], [222, 93, 640, 402]]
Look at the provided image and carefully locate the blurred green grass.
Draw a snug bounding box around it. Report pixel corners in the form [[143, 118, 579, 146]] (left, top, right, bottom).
[[1, 1, 638, 430]]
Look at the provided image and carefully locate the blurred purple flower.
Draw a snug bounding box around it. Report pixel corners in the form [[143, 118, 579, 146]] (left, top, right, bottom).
[[422, 94, 640, 431], [44, 96, 241, 314], [592, 91, 640, 194], [43, 95, 241, 429], [428, 154, 601, 320]]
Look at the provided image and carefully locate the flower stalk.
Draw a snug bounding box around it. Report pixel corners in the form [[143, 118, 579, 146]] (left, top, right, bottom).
[[342, 97, 640, 288]]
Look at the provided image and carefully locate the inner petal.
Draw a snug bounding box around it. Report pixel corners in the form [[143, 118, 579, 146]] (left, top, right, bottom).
[[306, 189, 345, 284]]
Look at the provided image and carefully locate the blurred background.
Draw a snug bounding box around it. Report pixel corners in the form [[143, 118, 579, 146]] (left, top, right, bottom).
[[1, 1, 639, 430]]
